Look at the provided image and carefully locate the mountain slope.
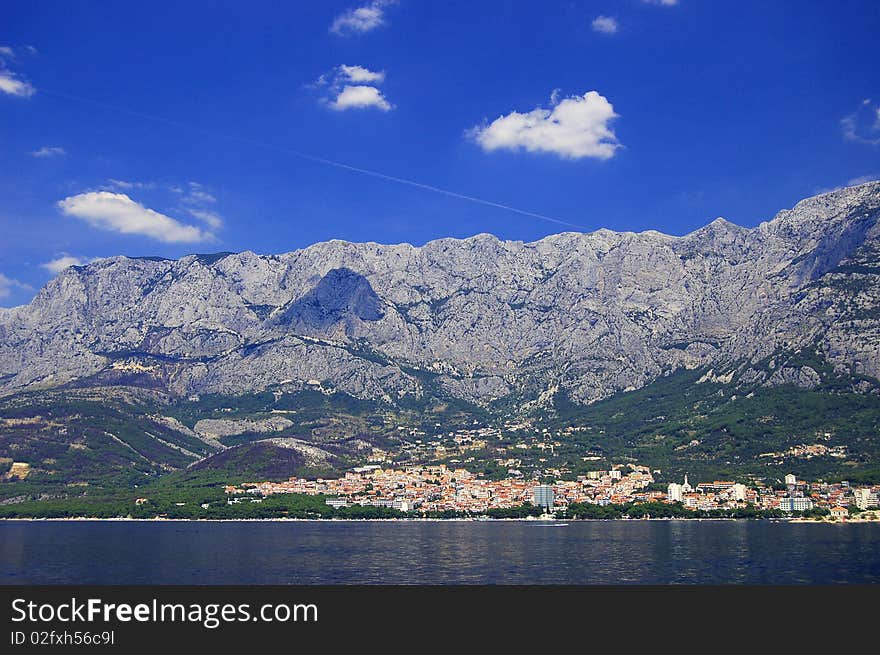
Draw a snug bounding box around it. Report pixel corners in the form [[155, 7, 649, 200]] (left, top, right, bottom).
[[1, 181, 879, 408]]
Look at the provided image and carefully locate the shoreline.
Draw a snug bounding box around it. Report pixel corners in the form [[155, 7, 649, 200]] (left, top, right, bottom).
[[2, 516, 878, 524], [1, 516, 748, 523]]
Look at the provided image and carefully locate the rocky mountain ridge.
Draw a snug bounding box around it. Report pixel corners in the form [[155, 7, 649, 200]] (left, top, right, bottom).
[[2, 181, 879, 409]]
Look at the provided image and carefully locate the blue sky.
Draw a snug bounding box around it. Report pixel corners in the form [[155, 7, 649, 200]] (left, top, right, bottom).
[[1, 0, 879, 306]]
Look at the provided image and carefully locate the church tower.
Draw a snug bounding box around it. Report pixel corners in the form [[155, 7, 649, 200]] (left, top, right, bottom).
[[682, 473, 692, 494]]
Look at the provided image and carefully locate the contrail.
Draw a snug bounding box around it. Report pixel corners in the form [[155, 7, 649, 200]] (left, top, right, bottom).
[[42, 89, 586, 230]]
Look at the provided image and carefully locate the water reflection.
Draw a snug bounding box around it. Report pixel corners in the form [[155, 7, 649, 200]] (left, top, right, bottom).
[[1, 520, 879, 585]]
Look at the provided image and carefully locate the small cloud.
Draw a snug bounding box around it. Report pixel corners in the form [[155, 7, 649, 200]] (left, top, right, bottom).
[[0, 70, 35, 97], [332, 85, 393, 111], [107, 178, 141, 189], [312, 65, 394, 111], [57, 192, 213, 243], [41, 254, 100, 275], [330, 1, 398, 36], [338, 64, 385, 84], [184, 181, 217, 204], [592, 16, 618, 34], [642, 0, 679, 5], [842, 99, 880, 146], [0, 45, 38, 60], [179, 183, 222, 227], [0, 47, 36, 97], [187, 209, 224, 229], [106, 179, 154, 190], [187, 190, 216, 203], [30, 146, 66, 158], [0, 273, 32, 299], [469, 90, 621, 160]]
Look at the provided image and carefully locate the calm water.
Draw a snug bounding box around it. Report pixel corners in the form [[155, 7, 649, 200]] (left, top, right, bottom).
[[2, 520, 879, 584]]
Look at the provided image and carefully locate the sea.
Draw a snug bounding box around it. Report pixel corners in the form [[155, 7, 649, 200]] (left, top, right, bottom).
[[2, 519, 879, 585]]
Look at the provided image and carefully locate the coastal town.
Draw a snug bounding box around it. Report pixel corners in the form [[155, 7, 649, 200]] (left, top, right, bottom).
[[224, 464, 880, 518], [218, 414, 880, 519]]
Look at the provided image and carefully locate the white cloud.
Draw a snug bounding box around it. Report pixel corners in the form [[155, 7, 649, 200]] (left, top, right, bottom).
[[0, 273, 31, 299], [469, 90, 621, 160], [0, 45, 37, 60], [330, 1, 397, 36], [41, 255, 99, 274], [313, 65, 394, 111], [592, 16, 618, 34], [30, 146, 66, 158], [642, 0, 679, 5], [184, 182, 217, 204], [100, 181, 225, 230], [332, 85, 393, 111], [57, 192, 212, 243], [338, 64, 385, 84], [187, 209, 224, 229], [106, 179, 155, 190], [0, 70, 35, 97], [188, 189, 216, 203], [106, 179, 216, 201], [0, 46, 37, 97], [842, 99, 880, 146]]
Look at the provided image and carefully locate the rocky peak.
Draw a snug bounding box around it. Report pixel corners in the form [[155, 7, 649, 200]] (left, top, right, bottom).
[[275, 268, 384, 334]]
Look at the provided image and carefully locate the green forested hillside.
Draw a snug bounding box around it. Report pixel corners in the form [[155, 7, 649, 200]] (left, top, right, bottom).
[[2, 365, 880, 513]]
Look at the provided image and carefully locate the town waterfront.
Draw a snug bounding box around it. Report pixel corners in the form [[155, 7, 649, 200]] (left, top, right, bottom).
[[2, 520, 879, 585]]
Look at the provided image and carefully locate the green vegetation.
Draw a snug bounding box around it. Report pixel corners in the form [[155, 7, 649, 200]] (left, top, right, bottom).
[[541, 366, 880, 483], [564, 502, 784, 520], [0, 469, 404, 520], [486, 503, 543, 519], [0, 388, 218, 498], [566, 502, 628, 519], [3, 350, 880, 515]]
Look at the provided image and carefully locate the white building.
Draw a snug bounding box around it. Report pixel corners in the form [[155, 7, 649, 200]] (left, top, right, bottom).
[[779, 497, 813, 512], [854, 488, 879, 510], [784, 473, 797, 486], [681, 474, 693, 494], [732, 483, 748, 502], [667, 483, 683, 502]]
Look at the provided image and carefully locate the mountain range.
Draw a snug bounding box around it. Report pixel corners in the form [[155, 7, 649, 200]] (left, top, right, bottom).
[[2, 181, 880, 496], [2, 181, 878, 408]]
